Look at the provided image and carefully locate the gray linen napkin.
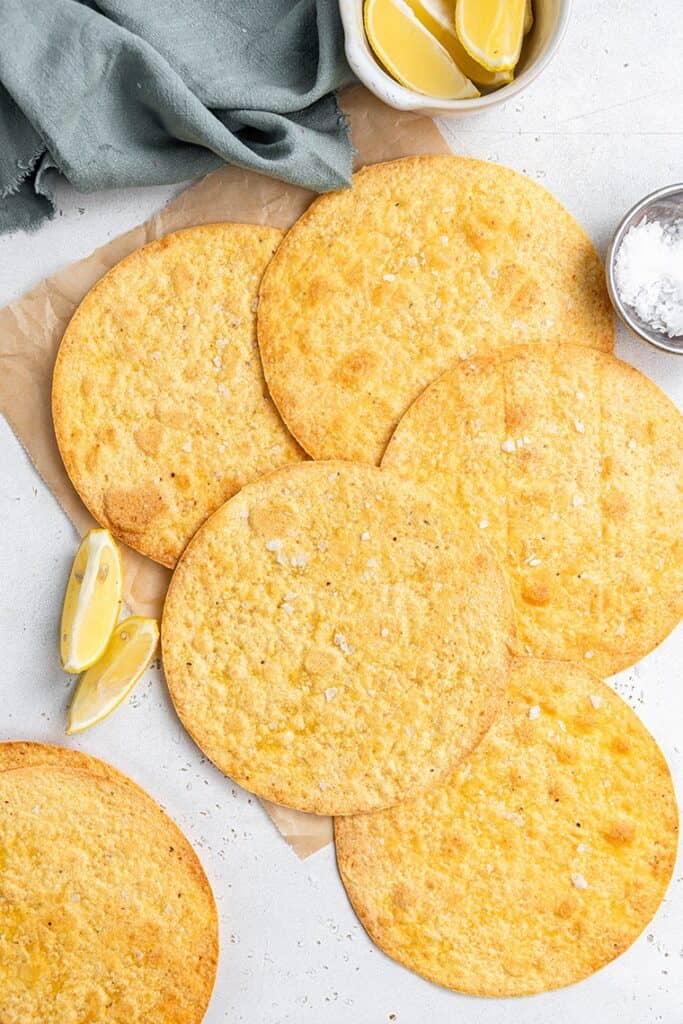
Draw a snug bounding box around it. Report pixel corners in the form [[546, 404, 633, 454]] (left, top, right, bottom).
[[0, 0, 355, 233]]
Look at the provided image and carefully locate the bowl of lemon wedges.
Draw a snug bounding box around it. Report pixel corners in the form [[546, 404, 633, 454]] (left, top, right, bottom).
[[340, 0, 571, 114]]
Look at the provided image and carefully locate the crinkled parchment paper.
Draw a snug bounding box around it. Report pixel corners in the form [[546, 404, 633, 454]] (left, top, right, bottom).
[[0, 86, 450, 857]]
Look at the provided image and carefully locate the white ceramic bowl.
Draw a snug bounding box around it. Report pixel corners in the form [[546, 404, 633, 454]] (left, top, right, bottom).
[[339, 0, 572, 116]]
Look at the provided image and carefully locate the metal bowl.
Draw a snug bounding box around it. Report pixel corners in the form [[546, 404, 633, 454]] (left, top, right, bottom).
[[605, 183, 683, 355]]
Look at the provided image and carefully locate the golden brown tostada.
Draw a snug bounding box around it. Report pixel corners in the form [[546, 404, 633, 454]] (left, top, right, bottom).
[[383, 344, 683, 676], [52, 223, 305, 567], [335, 658, 679, 997], [162, 461, 514, 815], [0, 742, 218, 1024], [257, 155, 614, 464], [0, 740, 116, 776]]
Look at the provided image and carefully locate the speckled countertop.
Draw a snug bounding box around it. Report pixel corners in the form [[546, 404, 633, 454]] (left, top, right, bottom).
[[0, 1, 681, 1020]]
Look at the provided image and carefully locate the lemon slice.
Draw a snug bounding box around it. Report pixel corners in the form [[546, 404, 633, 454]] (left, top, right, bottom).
[[455, 0, 526, 72], [60, 529, 123, 673], [365, 0, 480, 100], [66, 617, 159, 734], [404, 0, 513, 88]]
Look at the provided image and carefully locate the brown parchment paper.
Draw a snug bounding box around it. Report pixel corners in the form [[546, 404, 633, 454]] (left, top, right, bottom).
[[0, 86, 450, 858]]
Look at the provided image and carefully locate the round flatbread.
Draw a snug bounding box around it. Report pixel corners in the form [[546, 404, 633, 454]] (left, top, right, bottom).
[[257, 155, 613, 464], [0, 743, 218, 1023], [53, 223, 305, 567], [162, 461, 514, 815], [383, 345, 683, 676], [0, 741, 118, 777], [336, 658, 678, 997]]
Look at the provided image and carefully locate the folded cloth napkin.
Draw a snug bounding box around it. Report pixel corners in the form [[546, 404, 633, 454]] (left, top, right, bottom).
[[0, 0, 355, 233]]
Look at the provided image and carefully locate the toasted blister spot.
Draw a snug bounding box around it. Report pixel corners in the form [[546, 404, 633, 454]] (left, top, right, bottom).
[[155, 403, 191, 431], [611, 735, 631, 756], [334, 349, 381, 389], [602, 819, 636, 846], [554, 896, 577, 919], [85, 446, 100, 473], [304, 648, 341, 677], [603, 491, 630, 519], [103, 484, 166, 535], [521, 576, 553, 607], [134, 423, 163, 457], [249, 505, 295, 540], [305, 276, 333, 304], [335, 658, 678, 997], [174, 473, 192, 493]]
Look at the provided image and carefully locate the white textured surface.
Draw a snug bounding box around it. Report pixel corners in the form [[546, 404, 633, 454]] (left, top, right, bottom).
[[0, 1, 681, 1019]]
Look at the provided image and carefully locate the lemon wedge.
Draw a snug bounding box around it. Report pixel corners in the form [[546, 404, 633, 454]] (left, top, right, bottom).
[[66, 617, 159, 734], [404, 0, 513, 88], [60, 529, 123, 674], [455, 0, 526, 72], [365, 0, 479, 100]]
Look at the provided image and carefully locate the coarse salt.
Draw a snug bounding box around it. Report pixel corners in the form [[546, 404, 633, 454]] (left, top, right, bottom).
[[614, 217, 683, 338], [334, 632, 352, 655]]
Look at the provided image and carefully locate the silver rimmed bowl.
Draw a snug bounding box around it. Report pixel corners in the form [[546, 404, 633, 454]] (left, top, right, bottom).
[[606, 183, 683, 355]]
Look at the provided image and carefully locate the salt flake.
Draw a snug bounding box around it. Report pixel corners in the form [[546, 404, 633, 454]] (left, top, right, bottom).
[[334, 632, 352, 655]]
